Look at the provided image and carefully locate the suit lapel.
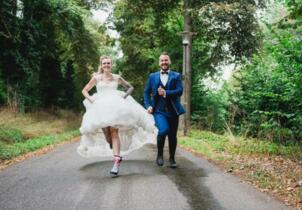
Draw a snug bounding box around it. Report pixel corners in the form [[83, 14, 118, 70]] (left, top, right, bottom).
[[155, 71, 161, 88], [166, 71, 173, 89]]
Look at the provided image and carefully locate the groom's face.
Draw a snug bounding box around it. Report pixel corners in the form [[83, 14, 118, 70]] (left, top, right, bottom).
[[159, 55, 171, 71]]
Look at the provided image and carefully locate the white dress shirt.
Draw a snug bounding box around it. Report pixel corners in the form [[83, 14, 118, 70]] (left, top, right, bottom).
[[160, 70, 169, 86]]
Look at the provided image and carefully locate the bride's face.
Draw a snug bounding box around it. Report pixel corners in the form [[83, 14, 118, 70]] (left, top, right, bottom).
[[101, 58, 112, 73]]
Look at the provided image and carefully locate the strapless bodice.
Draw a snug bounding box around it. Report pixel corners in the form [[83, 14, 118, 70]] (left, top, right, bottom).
[[96, 80, 118, 92], [93, 73, 119, 92]]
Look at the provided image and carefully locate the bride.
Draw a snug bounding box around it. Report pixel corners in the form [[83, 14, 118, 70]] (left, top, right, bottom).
[[78, 56, 157, 176]]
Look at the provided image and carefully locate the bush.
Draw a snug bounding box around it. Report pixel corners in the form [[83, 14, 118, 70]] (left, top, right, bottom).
[[191, 82, 230, 133], [0, 127, 24, 143], [229, 21, 302, 142]]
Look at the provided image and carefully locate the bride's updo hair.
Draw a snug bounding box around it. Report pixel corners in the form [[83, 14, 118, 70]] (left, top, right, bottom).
[[98, 56, 112, 73]]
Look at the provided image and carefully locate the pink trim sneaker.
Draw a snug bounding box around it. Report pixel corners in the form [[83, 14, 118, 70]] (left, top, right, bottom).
[[110, 155, 122, 177]]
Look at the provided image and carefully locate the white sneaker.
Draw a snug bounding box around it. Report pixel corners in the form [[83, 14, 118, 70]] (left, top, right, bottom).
[[110, 164, 119, 176]]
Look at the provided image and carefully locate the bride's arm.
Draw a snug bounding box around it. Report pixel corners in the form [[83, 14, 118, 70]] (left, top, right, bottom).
[[82, 77, 97, 103], [118, 76, 134, 98]]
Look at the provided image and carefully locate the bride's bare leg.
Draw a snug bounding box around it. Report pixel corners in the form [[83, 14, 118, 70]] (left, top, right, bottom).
[[110, 127, 120, 156], [102, 127, 112, 148], [110, 127, 122, 176]]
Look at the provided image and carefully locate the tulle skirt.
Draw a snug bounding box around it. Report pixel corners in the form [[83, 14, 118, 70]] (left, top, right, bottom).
[[77, 90, 157, 157]]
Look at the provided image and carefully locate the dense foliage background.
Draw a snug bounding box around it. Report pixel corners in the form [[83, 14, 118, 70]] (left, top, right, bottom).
[[1, 0, 301, 142], [227, 0, 302, 142], [0, 0, 114, 111]]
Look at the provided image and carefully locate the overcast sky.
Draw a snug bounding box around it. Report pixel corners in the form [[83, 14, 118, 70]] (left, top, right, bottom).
[[91, 9, 108, 23], [92, 9, 119, 39]]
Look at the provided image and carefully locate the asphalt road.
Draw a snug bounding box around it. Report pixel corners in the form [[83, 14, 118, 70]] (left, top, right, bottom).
[[0, 142, 293, 210]]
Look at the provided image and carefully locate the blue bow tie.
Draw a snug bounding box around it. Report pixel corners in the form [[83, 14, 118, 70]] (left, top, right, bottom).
[[161, 71, 168, 75]]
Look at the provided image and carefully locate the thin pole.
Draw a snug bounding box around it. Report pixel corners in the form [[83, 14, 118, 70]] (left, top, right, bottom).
[[180, 0, 192, 136]]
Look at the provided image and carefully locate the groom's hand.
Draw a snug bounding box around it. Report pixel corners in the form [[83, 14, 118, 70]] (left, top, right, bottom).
[[147, 106, 153, 114], [158, 86, 165, 97]]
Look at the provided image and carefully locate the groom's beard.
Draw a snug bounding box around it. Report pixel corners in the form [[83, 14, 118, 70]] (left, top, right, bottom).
[[161, 66, 169, 71]]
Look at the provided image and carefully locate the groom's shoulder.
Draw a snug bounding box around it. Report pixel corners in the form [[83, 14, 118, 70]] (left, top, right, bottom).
[[149, 71, 160, 77], [170, 70, 181, 76]]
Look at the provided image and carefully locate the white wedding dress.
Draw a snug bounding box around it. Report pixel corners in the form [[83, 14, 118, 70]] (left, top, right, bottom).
[[77, 73, 157, 157]]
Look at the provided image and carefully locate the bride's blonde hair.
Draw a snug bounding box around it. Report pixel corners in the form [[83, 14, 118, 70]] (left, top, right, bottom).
[[98, 56, 112, 73]]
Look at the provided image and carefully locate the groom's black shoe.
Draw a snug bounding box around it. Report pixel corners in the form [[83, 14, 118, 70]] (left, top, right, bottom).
[[169, 157, 177, 168], [156, 156, 164, 166], [156, 135, 165, 166]]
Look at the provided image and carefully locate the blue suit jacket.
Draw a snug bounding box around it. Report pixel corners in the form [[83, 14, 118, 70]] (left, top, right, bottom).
[[144, 70, 185, 116]]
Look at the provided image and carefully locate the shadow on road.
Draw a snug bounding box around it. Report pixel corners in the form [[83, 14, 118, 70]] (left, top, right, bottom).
[[79, 156, 222, 210]]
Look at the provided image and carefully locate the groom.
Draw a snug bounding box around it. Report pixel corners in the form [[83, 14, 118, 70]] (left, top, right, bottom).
[[144, 52, 185, 168]]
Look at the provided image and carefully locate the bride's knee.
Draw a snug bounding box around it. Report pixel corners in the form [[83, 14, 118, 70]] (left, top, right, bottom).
[[109, 127, 118, 133], [109, 127, 119, 139]]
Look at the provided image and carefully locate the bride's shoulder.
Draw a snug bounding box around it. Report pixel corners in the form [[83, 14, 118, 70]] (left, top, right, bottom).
[[92, 72, 102, 81], [112, 73, 121, 80]]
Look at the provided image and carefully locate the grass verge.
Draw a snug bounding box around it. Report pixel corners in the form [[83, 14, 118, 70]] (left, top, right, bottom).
[[0, 107, 81, 168], [179, 129, 302, 210], [0, 130, 79, 160]]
